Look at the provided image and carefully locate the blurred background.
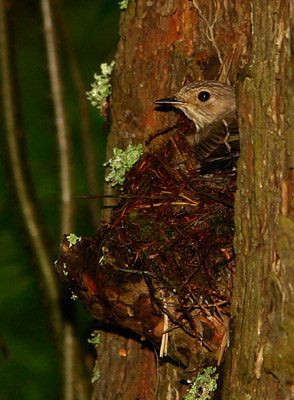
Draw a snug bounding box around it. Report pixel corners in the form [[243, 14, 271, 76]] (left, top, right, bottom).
[[0, 0, 120, 398]]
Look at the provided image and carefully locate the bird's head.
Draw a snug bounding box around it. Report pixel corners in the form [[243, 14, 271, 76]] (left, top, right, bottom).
[[155, 80, 236, 131]]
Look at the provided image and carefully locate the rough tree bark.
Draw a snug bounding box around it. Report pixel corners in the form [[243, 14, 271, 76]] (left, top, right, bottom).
[[221, 1, 294, 399]]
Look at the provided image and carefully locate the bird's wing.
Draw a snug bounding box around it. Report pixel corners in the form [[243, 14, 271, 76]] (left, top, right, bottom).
[[194, 116, 239, 163]]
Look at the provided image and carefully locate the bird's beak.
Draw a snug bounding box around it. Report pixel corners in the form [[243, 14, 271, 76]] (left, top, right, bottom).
[[154, 96, 187, 106]]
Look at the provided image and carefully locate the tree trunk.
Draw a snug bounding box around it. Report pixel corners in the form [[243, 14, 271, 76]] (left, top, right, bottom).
[[221, 1, 294, 399], [95, 1, 251, 399]]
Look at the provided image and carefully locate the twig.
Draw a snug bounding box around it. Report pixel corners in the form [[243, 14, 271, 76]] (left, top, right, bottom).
[[177, 168, 234, 208], [145, 123, 178, 145], [192, 0, 229, 83], [41, 0, 74, 235], [40, 1, 88, 399], [53, 0, 101, 226], [0, 0, 63, 355]]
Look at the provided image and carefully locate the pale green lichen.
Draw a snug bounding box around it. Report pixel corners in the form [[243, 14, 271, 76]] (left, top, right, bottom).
[[91, 362, 101, 383], [66, 233, 81, 248], [119, 0, 128, 9], [71, 292, 78, 301], [88, 331, 101, 383], [86, 61, 115, 114], [63, 263, 68, 276], [104, 144, 143, 187], [88, 330, 101, 347], [184, 367, 218, 400]]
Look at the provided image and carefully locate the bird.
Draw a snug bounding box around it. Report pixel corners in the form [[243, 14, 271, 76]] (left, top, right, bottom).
[[154, 80, 239, 168]]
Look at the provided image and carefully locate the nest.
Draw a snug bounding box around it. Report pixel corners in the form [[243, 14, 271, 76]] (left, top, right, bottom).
[[56, 131, 236, 369]]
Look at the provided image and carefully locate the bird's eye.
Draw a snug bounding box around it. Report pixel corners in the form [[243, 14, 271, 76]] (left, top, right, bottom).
[[198, 91, 210, 102]]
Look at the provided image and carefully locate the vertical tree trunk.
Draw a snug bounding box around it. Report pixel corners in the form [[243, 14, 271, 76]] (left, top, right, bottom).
[[222, 1, 294, 399], [90, 0, 294, 399]]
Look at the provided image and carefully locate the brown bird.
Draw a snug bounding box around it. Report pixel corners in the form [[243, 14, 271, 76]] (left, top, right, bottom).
[[155, 80, 239, 167]]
